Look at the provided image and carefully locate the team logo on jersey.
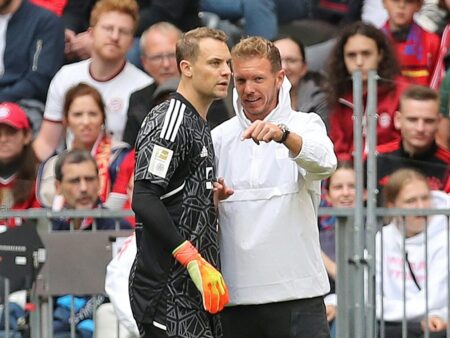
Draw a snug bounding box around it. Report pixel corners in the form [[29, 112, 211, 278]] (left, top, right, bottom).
[[200, 146, 208, 158], [378, 112, 391, 129], [148, 145, 173, 178]]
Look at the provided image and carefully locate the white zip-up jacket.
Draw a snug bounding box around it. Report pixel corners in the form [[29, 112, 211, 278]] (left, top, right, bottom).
[[212, 78, 337, 305], [376, 190, 449, 321]]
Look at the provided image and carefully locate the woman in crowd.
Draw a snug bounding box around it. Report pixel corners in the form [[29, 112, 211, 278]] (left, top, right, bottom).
[[274, 36, 329, 126], [320, 162, 362, 337], [327, 21, 410, 162], [0, 102, 39, 227], [37, 83, 134, 215], [376, 168, 448, 338]]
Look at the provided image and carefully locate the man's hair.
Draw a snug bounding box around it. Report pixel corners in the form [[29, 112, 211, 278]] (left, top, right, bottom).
[[326, 21, 400, 105], [90, 0, 139, 32], [63, 83, 106, 124], [55, 149, 99, 181], [176, 27, 228, 73], [140, 21, 182, 55], [232, 36, 282, 73], [400, 85, 440, 110]]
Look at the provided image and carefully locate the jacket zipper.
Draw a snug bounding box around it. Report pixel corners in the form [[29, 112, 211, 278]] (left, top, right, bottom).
[[32, 39, 43, 71]]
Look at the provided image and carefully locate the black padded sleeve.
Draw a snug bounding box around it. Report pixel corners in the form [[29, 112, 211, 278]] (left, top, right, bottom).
[[132, 180, 185, 252]]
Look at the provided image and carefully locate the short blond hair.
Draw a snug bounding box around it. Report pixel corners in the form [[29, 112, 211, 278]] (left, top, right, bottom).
[[231, 36, 282, 73], [176, 27, 228, 73], [90, 0, 139, 32]]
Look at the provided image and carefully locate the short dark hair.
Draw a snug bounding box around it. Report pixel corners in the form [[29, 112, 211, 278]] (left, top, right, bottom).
[[400, 85, 439, 111], [55, 149, 99, 181]]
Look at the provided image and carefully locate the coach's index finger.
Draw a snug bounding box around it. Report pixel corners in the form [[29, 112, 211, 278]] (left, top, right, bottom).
[[241, 122, 260, 145]]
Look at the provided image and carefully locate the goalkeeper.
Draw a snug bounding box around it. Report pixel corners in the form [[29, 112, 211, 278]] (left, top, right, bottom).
[[129, 27, 233, 338]]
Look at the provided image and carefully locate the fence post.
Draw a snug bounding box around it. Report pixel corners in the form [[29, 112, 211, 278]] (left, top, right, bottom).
[[366, 70, 378, 338]]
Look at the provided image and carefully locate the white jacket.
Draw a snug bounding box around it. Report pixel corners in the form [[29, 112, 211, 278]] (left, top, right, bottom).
[[212, 78, 337, 305], [376, 190, 450, 321]]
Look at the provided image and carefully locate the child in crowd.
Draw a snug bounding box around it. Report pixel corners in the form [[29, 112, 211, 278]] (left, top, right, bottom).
[[0, 103, 39, 227], [376, 168, 448, 338], [381, 0, 440, 86]]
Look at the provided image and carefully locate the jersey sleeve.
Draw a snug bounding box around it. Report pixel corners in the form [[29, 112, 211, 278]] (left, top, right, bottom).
[[134, 99, 191, 189]]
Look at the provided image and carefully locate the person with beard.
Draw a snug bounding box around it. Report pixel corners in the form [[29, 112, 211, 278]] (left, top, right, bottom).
[[0, 102, 39, 227], [33, 0, 152, 161]]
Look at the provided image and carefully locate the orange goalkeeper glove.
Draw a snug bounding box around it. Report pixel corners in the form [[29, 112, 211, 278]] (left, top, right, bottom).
[[173, 240, 229, 314]]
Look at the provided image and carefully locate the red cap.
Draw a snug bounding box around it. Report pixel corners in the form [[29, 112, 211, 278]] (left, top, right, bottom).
[[0, 102, 30, 130]]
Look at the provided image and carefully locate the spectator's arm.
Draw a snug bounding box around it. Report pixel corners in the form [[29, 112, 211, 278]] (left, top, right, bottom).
[[33, 120, 64, 161], [0, 15, 64, 102]]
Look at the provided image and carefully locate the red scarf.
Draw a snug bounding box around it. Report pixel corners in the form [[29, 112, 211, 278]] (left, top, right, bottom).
[[91, 134, 112, 203]]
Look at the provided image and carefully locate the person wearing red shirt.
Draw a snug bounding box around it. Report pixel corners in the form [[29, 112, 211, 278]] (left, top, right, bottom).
[[0, 102, 39, 227], [381, 0, 440, 86], [327, 21, 409, 162]]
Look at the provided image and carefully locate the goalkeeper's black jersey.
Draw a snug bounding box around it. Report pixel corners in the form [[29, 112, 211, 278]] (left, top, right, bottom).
[[129, 92, 221, 333]]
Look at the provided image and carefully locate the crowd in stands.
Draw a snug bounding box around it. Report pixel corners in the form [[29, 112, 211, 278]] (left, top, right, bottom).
[[0, 0, 449, 337]]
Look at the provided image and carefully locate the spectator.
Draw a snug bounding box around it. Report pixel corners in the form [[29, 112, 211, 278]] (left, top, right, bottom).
[[200, 0, 362, 40], [212, 36, 336, 338], [37, 83, 134, 218], [381, 0, 440, 86], [327, 21, 409, 162], [0, 102, 39, 227], [51, 149, 130, 338], [320, 162, 361, 337], [274, 36, 329, 126], [62, 0, 96, 63], [0, 0, 65, 134], [51, 148, 131, 230], [437, 69, 450, 148], [33, 0, 152, 161], [429, 0, 450, 90], [30, 0, 67, 15], [376, 168, 448, 338], [376, 85, 450, 197], [123, 21, 230, 147]]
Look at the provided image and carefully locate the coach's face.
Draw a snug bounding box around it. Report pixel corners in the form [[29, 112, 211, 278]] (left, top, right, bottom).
[[233, 56, 284, 122], [188, 37, 231, 100]]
